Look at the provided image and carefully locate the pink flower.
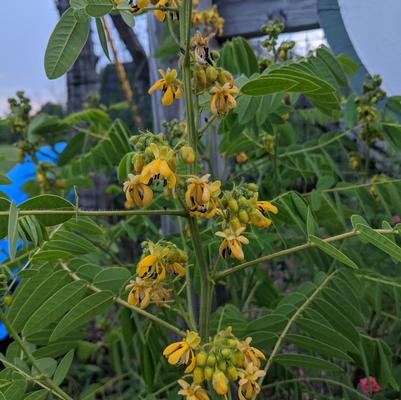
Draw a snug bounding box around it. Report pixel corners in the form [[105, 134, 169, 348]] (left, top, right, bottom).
[[392, 215, 401, 224], [358, 376, 381, 394]]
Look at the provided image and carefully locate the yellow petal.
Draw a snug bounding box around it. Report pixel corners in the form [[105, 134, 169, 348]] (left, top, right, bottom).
[[137, 0, 149, 7], [141, 184, 153, 207], [139, 254, 158, 268], [184, 351, 196, 373], [148, 79, 164, 94], [230, 240, 244, 260], [160, 159, 173, 178], [162, 86, 174, 106], [154, 9, 166, 22], [168, 346, 187, 365], [175, 85, 182, 99], [163, 341, 182, 356]]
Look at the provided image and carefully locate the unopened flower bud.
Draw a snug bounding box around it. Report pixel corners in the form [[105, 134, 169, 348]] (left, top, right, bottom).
[[230, 217, 241, 230], [239, 209, 249, 224], [206, 66, 218, 84], [221, 348, 231, 358], [196, 351, 207, 367], [207, 353, 217, 366], [217, 360, 227, 371], [193, 366, 204, 384], [204, 366, 213, 380], [247, 183, 257, 191], [212, 370, 228, 395], [181, 146, 195, 165], [228, 199, 238, 213], [227, 365, 238, 380], [133, 153, 144, 173], [218, 70, 233, 85]]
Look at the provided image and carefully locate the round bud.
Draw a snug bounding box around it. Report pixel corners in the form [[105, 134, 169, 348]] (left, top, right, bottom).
[[227, 338, 237, 348], [181, 146, 195, 165], [227, 365, 238, 380], [239, 209, 249, 224], [196, 351, 207, 367], [217, 360, 227, 371], [247, 183, 257, 191], [228, 199, 239, 213], [221, 348, 231, 358], [206, 66, 218, 84], [204, 366, 214, 380], [144, 146, 153, 158], [193, 367, 204, 384], [207, 353, 217, 366]]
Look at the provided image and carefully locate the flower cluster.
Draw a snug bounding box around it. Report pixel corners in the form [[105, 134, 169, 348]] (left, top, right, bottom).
[[164, 327, 266, 399], [36, 162, 66, 192], [123, 132, 179, 208], [126, 240, 188, 308], [261, 20, 295, 62], [192, 4, 224, 36], [355, 75, 386, 144], [216, 184, 278, 260], [191, 31, 239, 115]]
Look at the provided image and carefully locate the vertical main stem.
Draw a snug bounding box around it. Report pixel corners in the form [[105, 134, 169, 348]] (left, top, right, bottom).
[[179, 0, 210, 340]]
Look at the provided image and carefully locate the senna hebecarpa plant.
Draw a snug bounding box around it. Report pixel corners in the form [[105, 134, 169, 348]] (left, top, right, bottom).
[[2, 1, 401, 399]]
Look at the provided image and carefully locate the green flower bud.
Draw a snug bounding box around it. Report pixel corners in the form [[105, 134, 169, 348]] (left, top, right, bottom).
[[207, 353, 217, 366], [196, 351, 207, 367], [204, 366, 214, 380], [221, 348, 232, 358], [217, 360, 227, 371], [227, 365, 238, 380], [239, 209, 249, 224], [193, 367, 204, 384], [228, 199, 239, 213]]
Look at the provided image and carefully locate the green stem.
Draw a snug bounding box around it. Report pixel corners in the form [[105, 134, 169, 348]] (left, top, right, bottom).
[[0, 209, 187, 217], [179, 0, 211, 340], [188, 217, 210, 340], [214, 228, 396, 281], [0, 312, 74, 400]]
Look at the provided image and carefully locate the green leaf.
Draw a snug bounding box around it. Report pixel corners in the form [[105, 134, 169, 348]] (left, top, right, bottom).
[[45, 8, 90, 79], [19, 194, 74, 226], [54, 350, 74, 385], [296, 318, 359, 353], [275, 353, 343, 371], [95, 18, 110, 61], [285, 334, 352, 361], [50, 291, 113, 341], [23, 280, 88, 336], [9, 270, 70, 332], [85, 0, 113, 17], [24, 390, 48, 400], [357, 224, 401, 262], [337, 53, 360, 75], [58, 132, 86, 166], [306, 208, 318, 236], [70, 0, 88, 8], [117, 152, 134, 182], [32, 340, 80, 359], [32, 358, 57, 377], [120, 10, 135, 27], [7, 201, 19, 260], [309, 235, 358, 270], [93, 267, 130, 293]]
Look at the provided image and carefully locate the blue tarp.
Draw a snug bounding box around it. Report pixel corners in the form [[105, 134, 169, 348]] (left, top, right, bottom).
[[0, 142, 65, 339]]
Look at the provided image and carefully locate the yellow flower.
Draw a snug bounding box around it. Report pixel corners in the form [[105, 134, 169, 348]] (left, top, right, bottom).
[[163, 331, 201, 373], [126, 277, 152, 309], [257, 201, 278, 215], [140, 143, 177, 189], [178, 379, 209, 400], [192, 31, 213, 65], [237, 363, 265, 400], [149, 68, 182, 106], [216, 226, 249, 260], [136, 254, 167, 282], [237, 337, 266, 368], [185, 174, 221, 218], [209, 82, 239, 115], [123, 173, 153, 208]]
